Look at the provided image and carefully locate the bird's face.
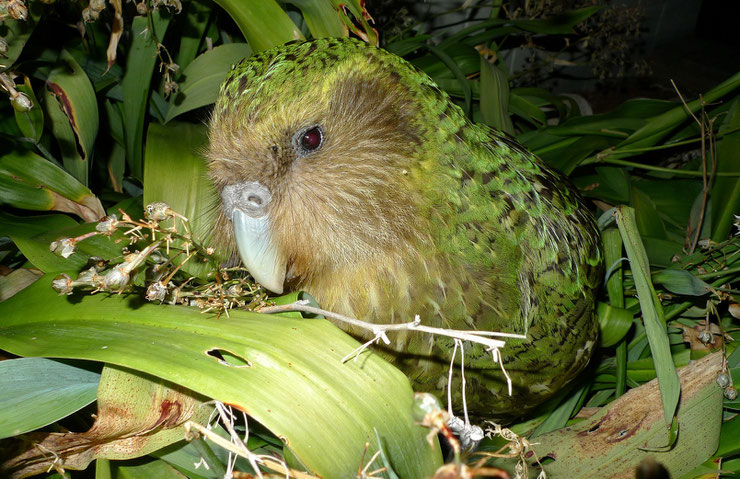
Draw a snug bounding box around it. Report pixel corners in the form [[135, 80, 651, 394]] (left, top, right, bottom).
[[207, 40, 430, 294]]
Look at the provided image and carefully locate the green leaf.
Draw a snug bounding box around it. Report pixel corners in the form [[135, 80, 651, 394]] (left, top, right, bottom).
[[710, 97, 740, 241], [173, 1, 213, 73], [0, 358, 99, 439], [653, 269, 714, 296], [211, 0, 303, 52], [0, 276, 442, 477], [510, 6, 602, 34], [615, 206, 680, 427], [597, 302, 633, 348], [0, 16, 35, 74], [44, 50, 99, 185], [164, 43, 252, 123], [715, 414, 740, 457], [0, 212, 120, 272], [0, 148, 105, 221], [479, 58, 514, 135], [13, 75, 43, 142], [111, 458, 188, 479], [530, 385, 587, 437], [508, 91, 546, 126], [426, 45, 472, 117], [632, 186, 667, 240], [619, 72, 740, 149], [121, 12, 171, 180], [285, 0, 348, 38], [143, 122, 218, 276], [528, 353, 723, 478]]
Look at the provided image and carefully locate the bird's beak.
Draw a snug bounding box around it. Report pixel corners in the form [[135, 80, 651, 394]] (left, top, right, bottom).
[[221, 181, 286, 294]]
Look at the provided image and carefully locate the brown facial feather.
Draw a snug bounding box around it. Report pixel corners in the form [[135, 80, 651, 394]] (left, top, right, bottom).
[[208, 66, 431, 287]]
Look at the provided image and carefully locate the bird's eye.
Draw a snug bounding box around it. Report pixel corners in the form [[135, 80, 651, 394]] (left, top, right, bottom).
[[293, 125, 324, 155]]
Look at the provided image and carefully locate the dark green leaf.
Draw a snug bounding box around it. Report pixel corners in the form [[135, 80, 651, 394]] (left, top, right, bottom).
[[479, 58, 514, 135], [710, 97, 740, 241], [653, 269, 713, 296], [13, 75, 43, 142]]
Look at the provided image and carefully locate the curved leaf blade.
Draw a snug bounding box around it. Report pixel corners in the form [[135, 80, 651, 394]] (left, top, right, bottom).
[[0, 276, 442, 478], [164, 43, 252, 123], [615, 206, 680, 427], [211, 0, 303, 52], [0, 358, 99, 439], [44, 50, 100, 185]]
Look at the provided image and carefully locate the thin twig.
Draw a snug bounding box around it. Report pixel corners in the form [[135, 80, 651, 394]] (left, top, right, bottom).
[[258, 301, 527, 344], [670, 80, 718, 254], [259, 301, 524, 404]]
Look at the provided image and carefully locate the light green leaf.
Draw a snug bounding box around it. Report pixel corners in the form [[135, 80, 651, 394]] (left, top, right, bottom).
[[211, 0, 303, 52], [509, 91, 546, 126], [285, 0, 348, 38], [0, 358, 99, 439], [615, 206, 680, 427], [164, 43, 252, 123], [143, 122, 218, 277], [121, 12, 171, 180], [597, 302, 633, 348], [531, 385, 587, 437], [0, 276, 442, 477]]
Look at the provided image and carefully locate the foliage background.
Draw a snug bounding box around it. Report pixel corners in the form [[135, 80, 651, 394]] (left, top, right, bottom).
[[0, 0, 739, 478]]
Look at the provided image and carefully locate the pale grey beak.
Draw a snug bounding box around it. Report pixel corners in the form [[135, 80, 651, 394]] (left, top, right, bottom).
[[221, 181, 286, 294]]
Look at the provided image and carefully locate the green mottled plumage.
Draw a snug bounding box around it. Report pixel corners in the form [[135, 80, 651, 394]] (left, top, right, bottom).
[[208, 38, 602, 418]]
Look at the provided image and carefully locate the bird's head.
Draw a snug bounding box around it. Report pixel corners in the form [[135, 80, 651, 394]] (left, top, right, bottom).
[[208, 38, 451, 294]]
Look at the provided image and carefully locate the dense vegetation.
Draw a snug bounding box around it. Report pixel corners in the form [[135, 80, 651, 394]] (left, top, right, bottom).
[[0, 1, 738, 478]]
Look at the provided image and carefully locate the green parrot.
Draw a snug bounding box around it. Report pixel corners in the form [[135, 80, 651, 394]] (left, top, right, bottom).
[[207, 38, 602, 419]]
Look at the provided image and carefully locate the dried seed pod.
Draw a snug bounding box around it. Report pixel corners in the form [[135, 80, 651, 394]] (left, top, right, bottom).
[[716, 372, 731, 389], [725, 387, 738, 401], [146, 281, 168, 302], [51, 274, 74, 295], [145, 201, 172, 221], [81, 6, 99, 22], [50, 238, 76, 258], [96, 214, 119, 233], [698, 330, 713, 344], [101, 265, 131, 291], [10, 92, 32, 112], [7, 0, 28, 20]]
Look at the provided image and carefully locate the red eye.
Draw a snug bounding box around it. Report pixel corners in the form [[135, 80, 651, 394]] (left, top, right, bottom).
[[300, 127, 323, 151]]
